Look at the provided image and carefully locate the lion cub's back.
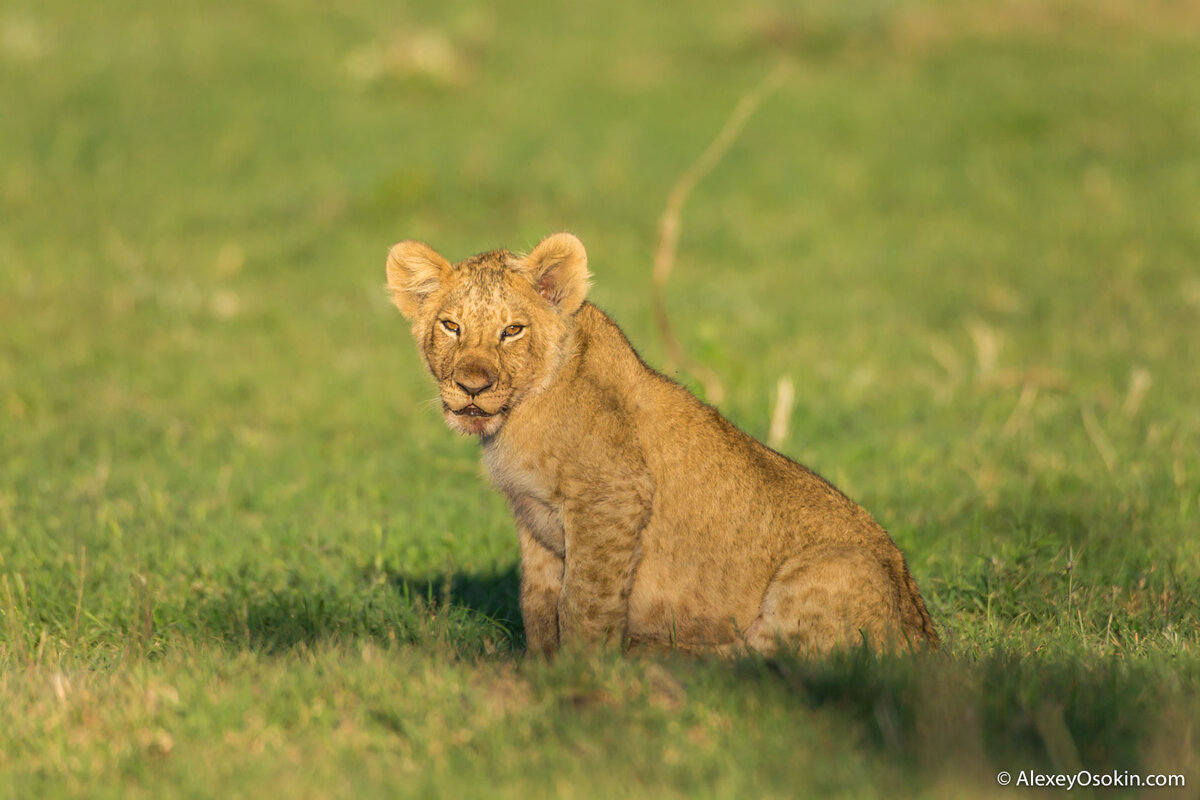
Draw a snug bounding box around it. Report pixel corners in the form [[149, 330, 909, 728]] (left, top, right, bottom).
[[570, 309, 860, 617]]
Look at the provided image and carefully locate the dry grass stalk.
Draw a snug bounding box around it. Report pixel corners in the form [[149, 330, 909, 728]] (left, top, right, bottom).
[[651, 61, 792, 405], [767, 376, 796, 449], [1081, 406, 1118, 473]]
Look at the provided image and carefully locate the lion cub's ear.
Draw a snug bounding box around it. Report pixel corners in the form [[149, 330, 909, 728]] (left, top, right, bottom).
[[518, 232, 590, 314], [386, 241, 452, 319]]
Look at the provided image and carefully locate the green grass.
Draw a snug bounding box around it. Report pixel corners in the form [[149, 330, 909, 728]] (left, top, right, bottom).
[[3, 0, 1199, 796]]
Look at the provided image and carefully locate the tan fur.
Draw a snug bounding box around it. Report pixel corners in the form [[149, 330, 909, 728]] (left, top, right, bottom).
[[386, 232, 939, 656]]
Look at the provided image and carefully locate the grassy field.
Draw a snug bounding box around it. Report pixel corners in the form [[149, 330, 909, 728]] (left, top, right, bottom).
[[3, 0, 1199, 796]]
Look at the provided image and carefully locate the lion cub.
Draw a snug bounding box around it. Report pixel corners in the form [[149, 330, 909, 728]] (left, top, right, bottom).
[[386, 232, 938, 655]]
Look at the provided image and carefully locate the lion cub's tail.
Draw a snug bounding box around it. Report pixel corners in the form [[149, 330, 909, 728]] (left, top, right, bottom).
[[903, 567, 940, 648]]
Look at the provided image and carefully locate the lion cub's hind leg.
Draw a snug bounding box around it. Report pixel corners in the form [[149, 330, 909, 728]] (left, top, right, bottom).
[[741, 544, 913, 655]]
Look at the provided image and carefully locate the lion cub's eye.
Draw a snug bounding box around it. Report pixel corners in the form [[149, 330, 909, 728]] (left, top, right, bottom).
[[440, 320, 460, 335], [501, 324, 525, 340]]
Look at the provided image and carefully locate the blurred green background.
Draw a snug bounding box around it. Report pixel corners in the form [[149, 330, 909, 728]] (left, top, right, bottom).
[[2, 0, 1199, 796]]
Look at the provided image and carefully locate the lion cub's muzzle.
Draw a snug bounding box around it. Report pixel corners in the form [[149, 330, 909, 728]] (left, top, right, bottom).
[[441, 358, 510, 436]]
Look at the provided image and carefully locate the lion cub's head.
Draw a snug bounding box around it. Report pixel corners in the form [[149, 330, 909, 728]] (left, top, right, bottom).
[[386, 232, 591, 437]]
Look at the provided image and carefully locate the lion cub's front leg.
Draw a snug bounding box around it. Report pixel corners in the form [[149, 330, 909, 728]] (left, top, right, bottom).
[[517, 525, 563, 658], [555, 473, 653, 650]]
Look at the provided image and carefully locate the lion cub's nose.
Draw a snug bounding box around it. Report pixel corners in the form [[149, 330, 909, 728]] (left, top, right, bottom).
[[455, 367, 496, 397]]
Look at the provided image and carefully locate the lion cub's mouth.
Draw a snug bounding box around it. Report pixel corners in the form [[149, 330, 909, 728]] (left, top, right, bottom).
[[452, 404, 494, 418], [444, 400, 509, 437], [447, 401, 510, 418]]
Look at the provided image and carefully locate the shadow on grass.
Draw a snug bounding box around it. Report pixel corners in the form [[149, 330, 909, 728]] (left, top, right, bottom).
[[167, 563, 1200, 781], [180, 564, 523, 656], [384, 563, 523, 635], [718, 645, 1197, 783]]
